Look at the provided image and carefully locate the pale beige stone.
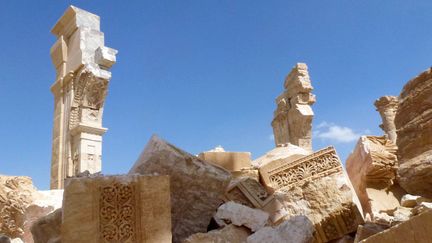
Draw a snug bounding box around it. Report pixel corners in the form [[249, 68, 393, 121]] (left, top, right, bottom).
[[253, 143, 310, 169], [261, 147, 364, 242], [62, 175, 171, 243], [49, 6, 118, 189], [0, 176, 36, 239], [359, 209, 432, 243], [271, 63, 316, 151], [198, 146, 251, 172], [30, 208, 62, 243], [353, 223, 388, 243], [215, 202, 269, 232], [247, 215, 315, 243], [395, 68, 432, 197], [129, 135, 232, 243], [346, 136, 404, 217], [374, 96, 398, 144], [183, 224, 250, 243]]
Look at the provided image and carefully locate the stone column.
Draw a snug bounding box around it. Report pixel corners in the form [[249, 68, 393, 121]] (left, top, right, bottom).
[[271, 63, 315, 151], [49, 6, 117, 189], [374, 96, 398, 144]]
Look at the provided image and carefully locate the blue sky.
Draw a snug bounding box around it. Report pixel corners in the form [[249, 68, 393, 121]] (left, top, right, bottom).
[[1, 1, 431, 190]]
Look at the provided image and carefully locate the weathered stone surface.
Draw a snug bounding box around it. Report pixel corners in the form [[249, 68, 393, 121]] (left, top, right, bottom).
[[330, 235, 354, 243], [198, 146, 251, 172], [183, 224, 250, 243], [375, 96, 398, 144], [247, 215, 315, 243], [30, 208, 62, 243], [252, 143, 310, 168], [50, 6, 118, 189], [360, 209, 432, 243], [215, 202, 269, 232], [129, 135, 232, 243], [23, 190, 63, 243], [395, 68, 432, 197], [412, 202, 432, 215], [62, 174, 171, 243], [401, 194, 421, 207], [0, 176, 36, 239], [346, 136, 404, 217], [271, 63, 316, 151], [353, 223, 388, 243], [261, 147, 364, 242]]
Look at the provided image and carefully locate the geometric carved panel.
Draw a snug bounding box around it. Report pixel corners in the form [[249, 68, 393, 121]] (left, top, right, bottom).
[[260, 147, 343, 191]]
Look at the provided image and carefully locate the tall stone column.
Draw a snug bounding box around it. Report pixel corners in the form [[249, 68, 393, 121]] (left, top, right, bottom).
[[49, 6, 117, 189], [271, 63, 315, 151], [374, 96, 398, 144]]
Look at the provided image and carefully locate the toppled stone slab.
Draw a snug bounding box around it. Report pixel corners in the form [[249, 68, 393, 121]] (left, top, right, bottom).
[[359, 209, 432, 243], [129, 135, 232, 243], [198, 146, 252, 172], [0, 175, 37, 239], [346, 136, 404, 217], [62, 174, 171, 243], [252, 143, 310, 168], [183, 224, 250, 243], [247, 215, 315, 243], [395, 68, 432, 197], [261, 147, 364, 242], [30, 208, 61, 243], [353, 223, 388, 243], [215, 202, 269, 232], [23, 190, 63, 243]]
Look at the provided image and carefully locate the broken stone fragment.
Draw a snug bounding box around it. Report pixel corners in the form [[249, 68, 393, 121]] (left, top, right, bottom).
[[353, 223, 388, 243], [374, 96, 399, 144], [401, 194, 421, 208], [182, 224, 251, 243], [252, 143, 310, 168], [346, 136, 404, 218], [411, 202, 432, 216], [30, 208, 62, 243], [129, 135, 232, 243], [215, 202, 269, 232], [246, 215, 315, 243], [359, 209, 432, 243], [263, 147, 364, 242], [62, 174, 171, 242], [198, 146, 252, 172]]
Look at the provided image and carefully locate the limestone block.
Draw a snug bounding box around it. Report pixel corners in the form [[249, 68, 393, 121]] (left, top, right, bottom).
[[23, 190, 63, 243], [198, 146, 251, 172], [30, 208, 62, 243], [262, 147, 364, 242], [346, 136, 403, 217], [401, 194, 421, 207], [0, 175, 37, 239], [231, 167, 259, 181], [62, 175, 171, 243], [129, 135, 232, 243], [374, 96, 398, 144], [246, 215, 315, 243], [353, 223, 388, 243], [95, 46, 118, 68], [359, 209, 432, 243], [215, 202, 269, 232], [183, 224, 250, 243], [224, 177, 286, 224], [395, 68, 432, 197], [252, 143, 311, 168], [51, 5, 100, 39]]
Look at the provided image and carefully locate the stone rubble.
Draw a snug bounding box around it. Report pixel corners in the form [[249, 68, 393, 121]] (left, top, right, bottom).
[[183, 224, 250, 243], [214, 202, 269, 232]]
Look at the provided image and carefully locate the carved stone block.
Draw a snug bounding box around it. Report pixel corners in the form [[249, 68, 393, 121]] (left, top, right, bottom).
[[198, 147, 251, 172], [62, 175, 171, 243]]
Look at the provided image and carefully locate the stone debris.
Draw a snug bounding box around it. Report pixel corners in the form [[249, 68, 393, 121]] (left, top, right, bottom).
[[198, 146, 252, 172], [346, 136, 404, 217], [395, 68, 432, 197], [400, 194, 421, 207], [247, 215, 315, 243], [359, 209, 432, 243], [49, 5, 118, 189], [353, 223, 388, 243], [62, 174, 171, 242], [374, 96, 398, 144], [30, 208, 62, 243], [271, 63, 315, 151], [252, 143, 311, 168], [129, 135, 232, 243], [183, 224, 250, 243], [215, 202, 269, 232]]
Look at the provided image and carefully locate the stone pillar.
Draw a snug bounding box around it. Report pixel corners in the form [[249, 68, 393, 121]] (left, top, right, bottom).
[[49, 6, 117, 189], [374, 96, 398, 144], [271, 63, 315, 151]]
